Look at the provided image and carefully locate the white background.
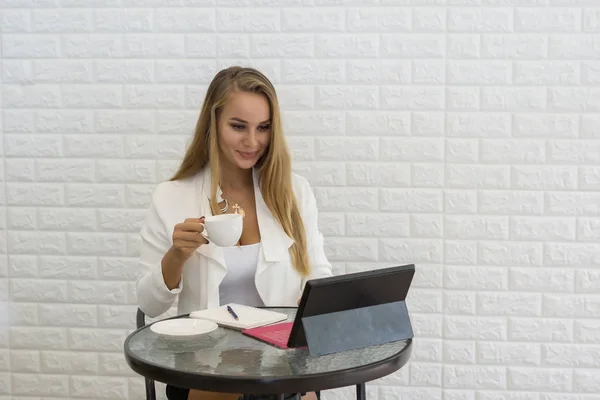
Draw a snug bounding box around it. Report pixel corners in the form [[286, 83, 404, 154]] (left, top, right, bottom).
[[1, 0, 600, 399]]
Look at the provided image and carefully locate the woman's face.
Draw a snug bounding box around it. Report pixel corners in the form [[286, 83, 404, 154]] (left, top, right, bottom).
[[217, 91, 272, 171]]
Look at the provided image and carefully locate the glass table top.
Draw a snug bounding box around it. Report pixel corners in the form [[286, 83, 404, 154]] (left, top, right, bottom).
[[125, 308, 411, 379]]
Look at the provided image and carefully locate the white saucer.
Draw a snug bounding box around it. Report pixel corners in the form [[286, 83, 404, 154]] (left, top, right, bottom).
[[150, 318, 218, 337]]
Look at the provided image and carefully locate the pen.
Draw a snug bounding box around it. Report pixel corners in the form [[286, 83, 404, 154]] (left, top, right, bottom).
[[227, 305, 239, 320]]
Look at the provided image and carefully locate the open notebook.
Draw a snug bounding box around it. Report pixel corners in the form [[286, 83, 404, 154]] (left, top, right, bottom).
[[189, 304, 288, 330]]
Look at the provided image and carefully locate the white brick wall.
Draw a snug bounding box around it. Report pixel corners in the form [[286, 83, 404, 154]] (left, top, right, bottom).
[[1, 1, 598, 400]]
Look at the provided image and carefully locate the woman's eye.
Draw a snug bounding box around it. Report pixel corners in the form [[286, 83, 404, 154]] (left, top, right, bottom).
[[231, 124, 245, 131], [258, 125, 271, 131]]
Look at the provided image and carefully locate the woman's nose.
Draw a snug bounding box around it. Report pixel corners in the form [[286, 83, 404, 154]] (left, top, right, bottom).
[[246, 129, 258, 147]]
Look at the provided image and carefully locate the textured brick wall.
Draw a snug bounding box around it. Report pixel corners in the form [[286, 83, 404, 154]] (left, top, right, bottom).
[[1, 1, 600, 399]]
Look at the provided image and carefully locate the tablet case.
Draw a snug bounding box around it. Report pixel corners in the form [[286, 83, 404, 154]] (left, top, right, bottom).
[[246, 264, 416, 356], [301, 300, 413, 356], [242, 322, 295, 349], [243, 301, 413, 356]]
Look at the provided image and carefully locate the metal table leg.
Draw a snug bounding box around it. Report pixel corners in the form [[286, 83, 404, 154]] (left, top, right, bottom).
[[356, 383, 366, 400]]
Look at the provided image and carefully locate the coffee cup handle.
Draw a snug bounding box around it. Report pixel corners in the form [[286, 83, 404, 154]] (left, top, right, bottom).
[[199, 223, 209, 242]]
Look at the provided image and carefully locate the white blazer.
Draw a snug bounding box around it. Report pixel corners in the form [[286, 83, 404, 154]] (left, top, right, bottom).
[[136, 166, 333, 318]]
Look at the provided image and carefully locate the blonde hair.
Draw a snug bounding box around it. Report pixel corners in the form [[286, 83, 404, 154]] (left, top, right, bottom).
[[170, 66, 310, 277]]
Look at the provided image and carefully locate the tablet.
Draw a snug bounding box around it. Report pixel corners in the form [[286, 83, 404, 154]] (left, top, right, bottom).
[[242, 264, 415, 349]]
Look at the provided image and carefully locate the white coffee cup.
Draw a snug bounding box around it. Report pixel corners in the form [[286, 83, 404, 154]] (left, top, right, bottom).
[[200, 214, 243, 247]]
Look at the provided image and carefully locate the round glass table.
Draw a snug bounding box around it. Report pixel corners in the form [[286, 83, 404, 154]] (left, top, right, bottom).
[[124, 307, 412, 399]]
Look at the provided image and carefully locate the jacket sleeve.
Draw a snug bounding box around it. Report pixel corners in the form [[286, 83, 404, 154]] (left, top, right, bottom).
[[135, 184, 182, 318], [298, 176, 333, 292]]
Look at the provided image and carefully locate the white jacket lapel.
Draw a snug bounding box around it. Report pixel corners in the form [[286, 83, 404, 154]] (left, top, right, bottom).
[[253, 169, 294, 276]]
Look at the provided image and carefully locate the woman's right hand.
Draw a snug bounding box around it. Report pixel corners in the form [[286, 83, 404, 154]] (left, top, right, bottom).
[[170, 217, 208, 260]]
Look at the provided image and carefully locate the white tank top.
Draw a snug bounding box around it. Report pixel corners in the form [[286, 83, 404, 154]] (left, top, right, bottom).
[[219, 242, 265, 307]]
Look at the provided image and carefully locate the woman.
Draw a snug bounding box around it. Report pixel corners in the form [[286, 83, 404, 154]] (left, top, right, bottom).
[[136, 66, 333, 400]]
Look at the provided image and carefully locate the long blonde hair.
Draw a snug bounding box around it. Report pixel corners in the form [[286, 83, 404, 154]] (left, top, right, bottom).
[[170, 66, 310, 277]]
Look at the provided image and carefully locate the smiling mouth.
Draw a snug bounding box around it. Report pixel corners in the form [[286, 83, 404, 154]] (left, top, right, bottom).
[[237, 151, 258, 158]]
